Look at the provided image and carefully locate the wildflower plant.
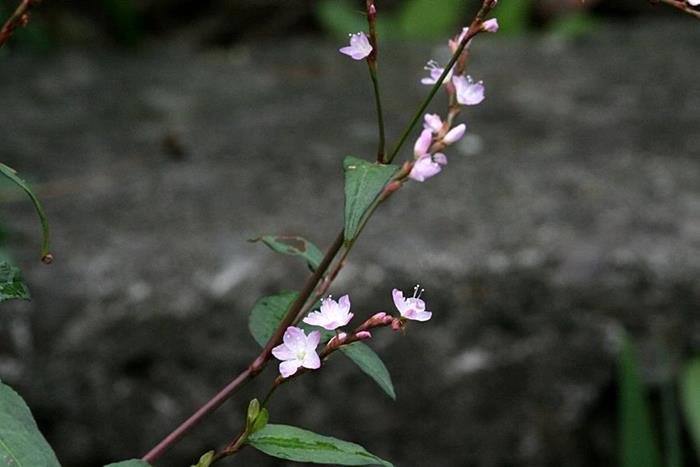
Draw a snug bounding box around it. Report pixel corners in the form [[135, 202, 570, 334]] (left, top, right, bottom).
[[0, 1, 697, 467]]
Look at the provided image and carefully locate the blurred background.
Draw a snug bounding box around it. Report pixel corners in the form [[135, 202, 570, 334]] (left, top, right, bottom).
[[0, 0, 699, 466]]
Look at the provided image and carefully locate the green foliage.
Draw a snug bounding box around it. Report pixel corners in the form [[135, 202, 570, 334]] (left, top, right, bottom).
[[103, 460, 151, 467], [314, 0, 462, 40], [250, 235, 324, 271], [343, 157, 399, 242], [680, 358, 700, 462], [340, 342, 395, 400], [618, 336, 663, 467], [496, 0, 532, 35], [0, 261, 30, 302], [549, 11, 597, 39], [190, 451, 215, 467], [246, 398, 269, 434], [0, 163, 51, 261], [0, 379, 61, 466], [247, 424, 393, 466], [248, 292, 334, 347], [398, 0, 465, 38]]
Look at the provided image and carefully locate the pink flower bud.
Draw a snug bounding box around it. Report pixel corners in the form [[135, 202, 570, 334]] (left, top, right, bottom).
[[369, 4, 377, 16], [356, 331, 372, 340], [413, 129, 433, 157], [482, 18, 499, 33], [423, 113, 443, 134], [443, 124, 466, 145]]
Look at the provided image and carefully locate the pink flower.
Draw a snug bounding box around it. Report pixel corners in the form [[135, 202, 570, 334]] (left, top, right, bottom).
[[421, 60, 452, 85], [453, 75, 485, 106], [443, 124, 466, 145], [413, 129, 433, 157], [339, 32, 373, 60], [688, 0, 700, 5], [409, 153, 447, 182], [423, 113, 444, 134], [482, 18, 499, 32], [303, 295, 353, 331], [271, 327, 321, 378], [392, 286, 432, 322]]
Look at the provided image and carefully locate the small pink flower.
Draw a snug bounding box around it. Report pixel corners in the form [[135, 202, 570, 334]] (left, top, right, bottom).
[[453, 75, 485, 106], [443, 124, 466, 145], [392, 286, 432, 322], [421, 60, 452, 85], [482, 18, 499, 32], [303, 295, 353, 331], [409, 153, 447, 182], [339, 32, 373, 60], [413, 129, 433, 157], [271, 327, 321, 378], [424, 113, 444, 134]]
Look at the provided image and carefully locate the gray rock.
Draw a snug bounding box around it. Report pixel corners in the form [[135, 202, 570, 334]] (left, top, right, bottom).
[[0, 19, 698, 467]]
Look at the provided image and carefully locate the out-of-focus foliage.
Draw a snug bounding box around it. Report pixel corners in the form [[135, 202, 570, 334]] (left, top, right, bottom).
[[681, 358, 700, 462]]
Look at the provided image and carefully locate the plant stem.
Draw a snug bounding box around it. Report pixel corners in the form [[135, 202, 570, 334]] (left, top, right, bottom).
[[369, 67, 387, 163], [653, 0, 700, 19], [0, 0, 39, 48], [142, 231, 345, 463], [385, 0, 497, 164]]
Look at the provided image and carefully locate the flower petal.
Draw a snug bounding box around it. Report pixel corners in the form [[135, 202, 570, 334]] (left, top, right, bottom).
[[282, 326, 306, 351], [272, 343, 295, 361], [302, 351, 321, 370], [392, 289, 407, 313], [279, 359, 302, 378], [306, 330, 321, 349]]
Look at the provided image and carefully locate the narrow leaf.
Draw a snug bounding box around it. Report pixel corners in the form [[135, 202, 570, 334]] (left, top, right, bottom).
[[0, 379, 61, 467], [0, 261, 30, 302], [343, 157, 399, 242], [0, 163, 51, 261], [190, 451, 215, 467], [250, 235, 324, 271], [341, 342, 396, 400], [618, 336, 663, 467], [248, 424, 393, 466], [251, 408, 269, 434], [248, 292, 333, 348], [680, 358, 700, 462]]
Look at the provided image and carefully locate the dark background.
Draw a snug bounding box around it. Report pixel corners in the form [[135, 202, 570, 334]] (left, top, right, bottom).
[[0, 1, 699, 467]]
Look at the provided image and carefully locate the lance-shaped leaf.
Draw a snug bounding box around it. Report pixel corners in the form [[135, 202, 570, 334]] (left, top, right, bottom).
[[247, 424, 393, 466], [0, 163, 51, 261], [248, 292, 333, 347], [618, 336, 662, 467], [343, 157, 399, 242], [340, 342, 396, 400], [0, 261, 30, 302], [681, 358, 700, 462], [0, 379, 61, 467], [250, 235, 324, 271], [190, 451, 215, 467], [104, 461, 152, 467]]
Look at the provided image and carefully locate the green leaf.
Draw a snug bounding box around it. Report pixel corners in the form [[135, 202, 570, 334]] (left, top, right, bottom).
[[681, 358, 700, 462], [104, 460, 152, 467], [248, 424, 393, 466], [248, 292, 333, 348], [250, 235, 324, 271], [398, 0, 464, 38], [251, 408, 270, 434], [0, 163, 51, 262], [0, 262, 30, 302], [618, 336, 662, 467], [190, 451, 215, 467], [341, 342, 395, 400], [343, 157, 399, 242], [496, 0, 532, 35], [0, 379, 61, 467]]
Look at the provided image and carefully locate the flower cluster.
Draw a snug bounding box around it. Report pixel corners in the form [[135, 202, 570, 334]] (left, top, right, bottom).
[[272, 286, 432, 378]]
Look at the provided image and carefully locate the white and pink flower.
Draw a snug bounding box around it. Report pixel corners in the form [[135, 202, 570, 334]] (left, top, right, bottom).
[[339, 32, 373, 60], [271, 327, 321, 378], [303, 295, 353, 331], [392, 286, 433, 322], [453, 75, 485, 106]]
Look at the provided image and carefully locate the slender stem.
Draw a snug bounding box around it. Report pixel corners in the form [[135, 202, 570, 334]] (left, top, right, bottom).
[[369, 67, 386, 163], [653, 0, 700, 19], [0, 0, 39, 48], [385, 0, 497, 164], [142, 231, 345, 463], [661, 378, 683, 467]]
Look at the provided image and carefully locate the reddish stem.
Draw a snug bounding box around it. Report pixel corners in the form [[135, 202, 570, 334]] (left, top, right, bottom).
[[0, 0, 39, 48]]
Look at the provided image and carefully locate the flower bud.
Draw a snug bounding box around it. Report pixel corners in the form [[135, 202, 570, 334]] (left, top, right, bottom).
[[482, 18, 499, 33], [356, 331, 372, 340], [443, 124, 466, 145], [413, 129, 433, 157]]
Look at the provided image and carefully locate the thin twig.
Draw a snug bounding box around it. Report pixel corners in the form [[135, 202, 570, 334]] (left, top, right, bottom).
[[652, 0, 700, 19], [0, 0, 40, 48]]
